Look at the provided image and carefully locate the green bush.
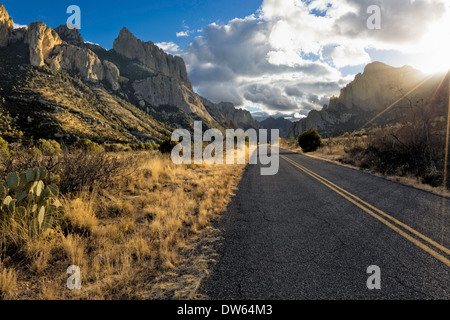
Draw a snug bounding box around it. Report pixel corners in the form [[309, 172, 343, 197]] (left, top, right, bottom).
[[129, 142, 160, 151], [104, 143, 131, 153], [147, 141, 160, 151], [297, 128, 323, 152], [0, 137, 10, 157], [131, 142, 146, 151], [27, 146, 43, 158], [37, 139, 62, 156], [76, 139, 103, 153]]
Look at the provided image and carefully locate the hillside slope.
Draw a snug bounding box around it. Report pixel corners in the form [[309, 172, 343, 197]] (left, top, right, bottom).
[[0, 4, 263, 143], [0, 40, 172, 143]]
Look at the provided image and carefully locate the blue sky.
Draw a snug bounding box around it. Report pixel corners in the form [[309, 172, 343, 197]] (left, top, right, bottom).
[[3, 0, 261, 49], [3, 0, 450, 120]]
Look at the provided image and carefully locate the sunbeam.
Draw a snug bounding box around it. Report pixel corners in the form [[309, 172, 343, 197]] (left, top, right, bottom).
[[441, 75, 450, 244], [361, 75, 434, 129]]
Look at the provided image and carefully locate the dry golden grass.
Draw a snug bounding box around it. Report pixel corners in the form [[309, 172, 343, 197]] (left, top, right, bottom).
[[62, 193, 98, 232], [2, 150, 245, 300], [0, 261, 18, 300]]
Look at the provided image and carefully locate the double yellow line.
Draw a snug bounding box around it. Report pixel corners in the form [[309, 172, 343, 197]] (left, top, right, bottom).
[[281, 155, 450, 267]]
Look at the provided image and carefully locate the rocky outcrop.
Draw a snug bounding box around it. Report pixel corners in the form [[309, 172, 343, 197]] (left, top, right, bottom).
[[103, 60, 120, 91], [288, 62, 429, 138], [202, 97, 235, 129], [39, 24, 121, 87], [216, 102, 263, 130], [132, 75, 212, 122], [54, 24, 84, 47], [109, 28, 222, 126], [338, 62, 423, 113], [0, 4, 13, 47], [202, 97, 262, 130], [9, 27, 27, 43], [25, 22, 62, 66], [46, 44, 105, 82], [288, 102, 364, 138], [113, 27, 191, 88]]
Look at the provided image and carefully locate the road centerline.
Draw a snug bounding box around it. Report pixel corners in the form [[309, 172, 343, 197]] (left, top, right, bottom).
[[280, 154, 450, 268]]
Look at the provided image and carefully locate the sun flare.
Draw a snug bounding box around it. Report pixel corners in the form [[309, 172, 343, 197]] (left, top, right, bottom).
[[413, 17, 450, 74]]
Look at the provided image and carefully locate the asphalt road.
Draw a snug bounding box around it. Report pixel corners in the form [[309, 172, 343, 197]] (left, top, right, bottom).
[[199, 148, 450, 300]]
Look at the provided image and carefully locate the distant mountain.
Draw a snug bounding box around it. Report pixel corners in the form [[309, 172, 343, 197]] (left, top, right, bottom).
[[288, 62, 449, 138], [201, 97, 263, 131], [260, 117, 292, 138], [0, 3, 264, 144]]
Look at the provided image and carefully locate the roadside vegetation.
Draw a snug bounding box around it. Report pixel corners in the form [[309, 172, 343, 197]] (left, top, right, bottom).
[[297, 128, 323, 153], [283, 120, 449, 195], [0, 138, 245, 299]]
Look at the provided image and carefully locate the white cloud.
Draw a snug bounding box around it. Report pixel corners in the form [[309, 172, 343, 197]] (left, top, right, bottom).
[[84, 40, 100, 46], [13, 23, 27, 29], [328, 45, 371, 68], [180, 0, 450, 117], [176, 31, 189, 37], [156, 41, 180, 54]]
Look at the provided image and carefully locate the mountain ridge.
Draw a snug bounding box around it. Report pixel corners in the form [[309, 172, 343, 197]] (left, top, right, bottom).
[[260, 117, 292, 138], [0, 3, 262, 144], [288, 62, 449, 138]]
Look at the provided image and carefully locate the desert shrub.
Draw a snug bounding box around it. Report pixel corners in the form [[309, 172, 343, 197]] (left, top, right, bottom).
[[0, 147, 58, 182], [297, 128, 323, 152], [37, 139, 62, 156], [343, 124, 448, 188], [130, 142, 145, 151], [130, 142, 160, 151], [146, 142, 159, 151], [27, 146, 43, 158], [158, 139, 178, 154], [55, 150, 136, 193], [0, 137, 9, 157], [76, 139, 103, 153], [104, 143, 131, 153]]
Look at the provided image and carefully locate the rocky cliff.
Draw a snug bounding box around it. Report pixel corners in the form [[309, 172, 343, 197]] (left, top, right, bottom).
[[0, 3, 262, 142], [201, 97, 263, 130], [288, 62, 441, 138], [0, 3, 12, 47], [25, 22, 62, 66], [107, 27, 220, 129], [113, 27, 191, 88], [0, 5, 171, 143], [54, 24, 84, 47]]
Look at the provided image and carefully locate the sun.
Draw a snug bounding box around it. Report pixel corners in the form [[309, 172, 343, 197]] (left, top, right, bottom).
[[415, 50, 450, 74], [413, 17, 450, 74]]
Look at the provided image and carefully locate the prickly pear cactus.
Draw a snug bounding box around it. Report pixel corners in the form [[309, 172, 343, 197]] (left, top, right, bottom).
[[0, 167, 63, 236]]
